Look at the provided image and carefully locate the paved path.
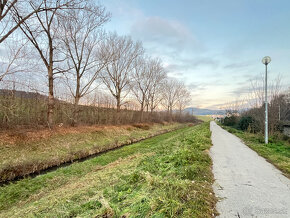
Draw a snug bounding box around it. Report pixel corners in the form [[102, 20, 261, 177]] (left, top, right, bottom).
[[210, 121, 290, 218]]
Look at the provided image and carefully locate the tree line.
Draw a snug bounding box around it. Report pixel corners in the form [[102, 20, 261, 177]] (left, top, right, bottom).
[[0, 0, 192, 127], [221, 76, 290, 135]]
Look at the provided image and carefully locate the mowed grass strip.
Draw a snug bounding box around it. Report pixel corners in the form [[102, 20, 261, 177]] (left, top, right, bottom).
[[196, 115, 213, 122], [0, 122, 217, 218], [0, 123, 182, 182], [221, 125, 290, 178]]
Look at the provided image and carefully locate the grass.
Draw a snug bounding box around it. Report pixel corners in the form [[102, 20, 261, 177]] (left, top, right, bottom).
[[0, 122, 217, 217], [196, 115, 213, 122], [221, 124, 290, 178], [0, 123, 183, 182]]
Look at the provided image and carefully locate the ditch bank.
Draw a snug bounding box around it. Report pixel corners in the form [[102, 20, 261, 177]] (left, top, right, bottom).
[[0, 124, 190, 185]]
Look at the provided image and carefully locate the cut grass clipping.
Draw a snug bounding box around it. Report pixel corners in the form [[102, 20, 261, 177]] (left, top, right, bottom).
[[0, 123, 183, 183], [0, 122, 217, 217], [221, 125, 290, 179]]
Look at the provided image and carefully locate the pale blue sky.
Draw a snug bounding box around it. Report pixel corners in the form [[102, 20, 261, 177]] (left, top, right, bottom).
[[100, 0, 290, 109]]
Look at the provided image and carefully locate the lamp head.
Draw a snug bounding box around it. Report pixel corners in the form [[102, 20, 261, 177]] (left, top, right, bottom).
[[262, 56, 271, 65]]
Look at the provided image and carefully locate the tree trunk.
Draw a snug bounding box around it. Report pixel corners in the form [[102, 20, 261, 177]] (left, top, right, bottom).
[[169, 106, 173, 122], [72, 76, 81, 126], [140, 102, 144, 123], [47, 65, 54, 127], [73, 96, 80, 126], [47, 35, 54, 128], [140, 95, 145, 122], [116, 95, 121, 124]]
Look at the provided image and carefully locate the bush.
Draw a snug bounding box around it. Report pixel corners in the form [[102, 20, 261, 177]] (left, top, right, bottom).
[[282, 135, 289, 141], [238, 116, 253, 131], [223, 116, 239, 127], [248, 120, 261, 133], [132, 123, 150, 130], [238, 116, 261, 133], [228, 128, 238, 133]]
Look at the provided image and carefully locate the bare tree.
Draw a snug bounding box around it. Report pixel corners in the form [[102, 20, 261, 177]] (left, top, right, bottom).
[[281, 88, 290, 121], [243, 74, 285, 134], [147, 58, 166, 113], [222, 99, 245, 115], [0, 0, 35, 43], [0, 0, 80, 43], [59, 3, 110, 125], [130, 56, 152, 121], [0, 38, 29, 81], [14, 0, 83, 127], [100, 33, 143, 123], [247, 74, 283, 108], [176, 86, 191, 115], [161, 79, 182, 120]]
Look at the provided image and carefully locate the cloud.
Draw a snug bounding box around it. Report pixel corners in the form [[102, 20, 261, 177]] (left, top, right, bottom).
[[187, 79, 225, 91], [224, 60, 256, 70], [190, 57, 219, 68], [131, 16, 203, 54], [224, 62, 248, 69], [164, 57, 219, 75], [230, 86, 251, 96], [164, 63, 188, 72], [167, 71, 184, 79], [187, 82, 207, 91]]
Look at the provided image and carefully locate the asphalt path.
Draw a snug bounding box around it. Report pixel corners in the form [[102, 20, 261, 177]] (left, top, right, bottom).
[[210, 121, 290, 217]]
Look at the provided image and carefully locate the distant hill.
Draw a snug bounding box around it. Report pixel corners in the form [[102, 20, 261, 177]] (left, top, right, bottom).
[[0, 89, 67, 103], [0, 89, 226, 116], [0, 89, 48, 100], [184, 107, 226, 116]]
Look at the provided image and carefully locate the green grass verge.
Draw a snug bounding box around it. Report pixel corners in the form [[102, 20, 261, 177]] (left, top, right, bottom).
[[0, 122, 217, 217], [221, 124, 290, 178], [196, 116, 213, 122], [0, 123, 182, 182]]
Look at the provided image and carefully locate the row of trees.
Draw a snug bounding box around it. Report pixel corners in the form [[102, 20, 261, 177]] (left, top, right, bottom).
[[0, 0, 192, 127], [221, 75, 290, 135]]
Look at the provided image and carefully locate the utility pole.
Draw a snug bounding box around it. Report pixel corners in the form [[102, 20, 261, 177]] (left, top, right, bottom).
[[262, 56, 271, 144]]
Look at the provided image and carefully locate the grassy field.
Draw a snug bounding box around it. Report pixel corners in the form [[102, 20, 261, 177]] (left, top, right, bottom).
[[0, 123, 183, 183], [221, 125, 290, 178], [196, 115, 213, 122], [0, 122, 217, 217]]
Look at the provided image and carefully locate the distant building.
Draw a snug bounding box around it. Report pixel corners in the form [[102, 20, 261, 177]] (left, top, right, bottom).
[[211, 114, 225, 122], [225, 112, 240, 117]]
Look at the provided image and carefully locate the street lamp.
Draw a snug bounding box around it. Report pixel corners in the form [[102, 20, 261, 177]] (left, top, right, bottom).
[[262, 56, 271, 144]]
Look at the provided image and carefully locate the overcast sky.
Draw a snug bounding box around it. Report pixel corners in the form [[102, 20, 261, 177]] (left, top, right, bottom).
[[100, 0, 290, 109]]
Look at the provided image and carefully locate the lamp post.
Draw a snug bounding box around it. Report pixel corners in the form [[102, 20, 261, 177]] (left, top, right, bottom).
[[262, 56, 271, 144]]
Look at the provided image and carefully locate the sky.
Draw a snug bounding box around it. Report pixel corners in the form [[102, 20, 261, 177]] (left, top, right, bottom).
[[99, 0, 290, 109]]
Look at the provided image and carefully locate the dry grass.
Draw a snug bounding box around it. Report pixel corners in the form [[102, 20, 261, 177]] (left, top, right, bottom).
[[0, 122, 184, 182]]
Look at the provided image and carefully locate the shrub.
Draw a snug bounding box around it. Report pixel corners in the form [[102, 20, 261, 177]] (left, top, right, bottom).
[[238, 116, 253, 131], [248, 120, 261, 133], [237, 116, 261, 133], [132, 124, 150, 130], [282, 135, 289, 141], [223, 116, 239, 127], [228, 128, 238, 133]]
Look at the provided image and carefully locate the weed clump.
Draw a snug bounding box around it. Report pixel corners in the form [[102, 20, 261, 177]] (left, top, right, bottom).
[[132, 123, 151, 130]]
